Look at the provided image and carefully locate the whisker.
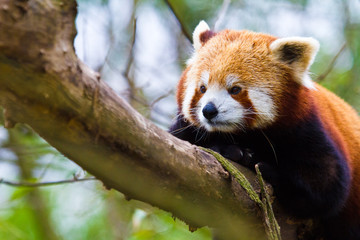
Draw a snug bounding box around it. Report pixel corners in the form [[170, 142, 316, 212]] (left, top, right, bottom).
[[194, 127, 201, 142], [196, 130, 208, 143], [260, 129, 278, 165], [225, 132, 236, 144], [169, 124, 194, 135]]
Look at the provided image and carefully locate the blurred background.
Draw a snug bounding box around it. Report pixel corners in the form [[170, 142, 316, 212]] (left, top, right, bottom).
[[0, 0, 359, 239]]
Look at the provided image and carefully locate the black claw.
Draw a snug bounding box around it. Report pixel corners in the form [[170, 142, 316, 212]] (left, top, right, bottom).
[[209, 144, 256, 167], [222, 145, 244, 162]]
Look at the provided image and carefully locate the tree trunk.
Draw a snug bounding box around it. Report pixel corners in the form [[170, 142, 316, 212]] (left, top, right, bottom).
[[0, 1, 303, 239]]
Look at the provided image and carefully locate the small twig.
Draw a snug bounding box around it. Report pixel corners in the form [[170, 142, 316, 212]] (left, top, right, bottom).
[[124, 18, 137, 81], [256, 165, 281, 240], [98, 4, 137, 96], [164, 0, 192, 42], [214, 0, 231, 31], [122, 17, 138, 104], [316, 42, 347, 82], [149, 89, 174, 109], [0, 177, 97, 188], [125, 89, 174, 121], [97, 2, 116, 74]]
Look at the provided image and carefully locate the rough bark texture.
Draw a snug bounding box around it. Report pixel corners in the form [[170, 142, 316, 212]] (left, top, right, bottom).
[[0, 1, 304, 239]]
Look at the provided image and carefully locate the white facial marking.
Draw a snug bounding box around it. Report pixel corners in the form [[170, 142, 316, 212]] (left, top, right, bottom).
[[225, 75, 239, 88], [247, 88, 276, 127], [182, 80, 197, 121], [200, 71, 210, 86], [183, 75, 278, 131], [198, 87, 245, 132]]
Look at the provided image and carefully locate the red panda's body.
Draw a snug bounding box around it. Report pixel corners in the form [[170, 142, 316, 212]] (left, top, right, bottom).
[[170, 21, 360, 239]]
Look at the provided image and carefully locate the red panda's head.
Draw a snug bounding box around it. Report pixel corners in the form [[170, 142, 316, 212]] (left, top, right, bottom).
[[177, 21, 320, 132]]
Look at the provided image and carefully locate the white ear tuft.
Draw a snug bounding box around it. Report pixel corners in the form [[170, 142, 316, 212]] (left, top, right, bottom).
[[193, 20, 210, 51], [270, 37, 320, 89], [270, 37, 319, 66]]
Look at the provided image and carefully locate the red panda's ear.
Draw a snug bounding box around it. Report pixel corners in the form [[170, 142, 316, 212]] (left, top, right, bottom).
[[192, 20, 215, 51], [270, 37, 319, 89]]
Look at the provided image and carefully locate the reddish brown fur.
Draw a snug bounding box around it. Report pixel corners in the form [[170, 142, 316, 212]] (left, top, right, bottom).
[[189, 88, 202, 123], [185, 28, 360, 163], [177, 30, 360, 216], [231, 89, 257, 126], [175, 26, 360, 237], [199, 30, 217, 46], [313, 84, 360, 220], [176, 67, 189, 112], [185, 30, 295, 127]]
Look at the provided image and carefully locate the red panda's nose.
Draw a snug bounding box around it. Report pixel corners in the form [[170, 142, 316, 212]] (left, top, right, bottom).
[[202, 102, 218, 120]]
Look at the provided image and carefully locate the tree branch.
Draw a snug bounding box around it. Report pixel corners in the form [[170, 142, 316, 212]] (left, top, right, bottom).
[[316, 42, 347, 82], [214, 0, 231, 31], [164, 0, 192, 42], [0, 177, 97, 188], [0, 0, 302, 239]]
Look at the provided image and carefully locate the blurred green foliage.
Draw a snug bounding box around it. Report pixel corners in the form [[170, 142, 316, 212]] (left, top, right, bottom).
[[1, 0, 359, 239]]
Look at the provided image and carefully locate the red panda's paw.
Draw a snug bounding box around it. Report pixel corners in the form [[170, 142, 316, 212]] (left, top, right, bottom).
[[210, 144, 256, 168]]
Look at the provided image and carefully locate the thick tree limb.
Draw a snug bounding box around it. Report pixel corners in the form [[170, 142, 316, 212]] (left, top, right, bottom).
[[0, 1, 302, 239]]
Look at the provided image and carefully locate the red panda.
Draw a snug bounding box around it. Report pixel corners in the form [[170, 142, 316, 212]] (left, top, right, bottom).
[[170, 21, 360, 240]]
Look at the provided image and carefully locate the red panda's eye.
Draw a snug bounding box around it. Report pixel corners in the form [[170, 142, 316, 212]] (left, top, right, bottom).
[[200, 85, 206, 94], [229, 86, 242, 95]]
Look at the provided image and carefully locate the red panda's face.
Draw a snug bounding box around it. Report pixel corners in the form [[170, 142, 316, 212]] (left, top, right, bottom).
[[182, 41, 279, 132], [178, 21, 319, 132]]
